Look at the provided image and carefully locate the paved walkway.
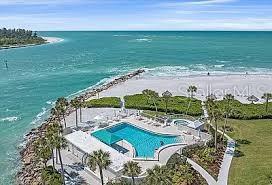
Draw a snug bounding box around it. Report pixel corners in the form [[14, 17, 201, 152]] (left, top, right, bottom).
[[200, 102, 236, 185], [187, 158, 217, 185]]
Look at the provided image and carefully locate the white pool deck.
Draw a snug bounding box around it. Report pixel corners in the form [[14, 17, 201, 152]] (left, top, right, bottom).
[[57, 107, 210, 184], [65, 130, 131, 172]]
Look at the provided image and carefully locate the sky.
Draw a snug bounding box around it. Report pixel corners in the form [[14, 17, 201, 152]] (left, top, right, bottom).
[[0, 0, 272, 31]]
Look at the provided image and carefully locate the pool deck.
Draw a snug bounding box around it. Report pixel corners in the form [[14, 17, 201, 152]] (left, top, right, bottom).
[[59, 107, 209, 184]]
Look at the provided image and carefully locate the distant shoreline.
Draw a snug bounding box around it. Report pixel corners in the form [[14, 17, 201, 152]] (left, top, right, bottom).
[[0, 36, 63, 50]]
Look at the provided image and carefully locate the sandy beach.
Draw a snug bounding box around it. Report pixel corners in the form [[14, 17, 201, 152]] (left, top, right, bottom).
[[97, 73, 272, 104]]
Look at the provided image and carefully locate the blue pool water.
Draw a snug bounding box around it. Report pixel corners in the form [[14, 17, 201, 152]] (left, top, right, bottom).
[[92, 123, 181, 158]]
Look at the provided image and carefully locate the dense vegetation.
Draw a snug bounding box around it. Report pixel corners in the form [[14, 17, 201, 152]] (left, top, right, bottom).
[[107, 153, 207, 185], [124, 94, 202, 116], [217, 119, 272, 185], [216, 99, 272, 120], [0, 28, 45, 46], [182, 140, 225, 179], [85, 97, 121, 108]]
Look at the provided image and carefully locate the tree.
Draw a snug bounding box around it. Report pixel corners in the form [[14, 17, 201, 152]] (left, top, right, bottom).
[[186, 85, 197, 115], [162, 90, 172, 114], [213, 108, 223, 150], [172, 164, 194, 185], [221, 94, 234, 142], [142, 89, 159, 116], [78, 98, 84, 123], [33, 137, 51, 168], [123, 161, 141, 185], [45, 122, 62, 169], [51, 108, 61, 123], [46, 122, 67, 185], [144, 165, 172, 185], [206, 97, 222, 150], [41, 166, 63, 185], [88, 149, 112, 185], [56, 97, 69, 128], [262, 93, 272, 112], [71, 98, 80, 128]]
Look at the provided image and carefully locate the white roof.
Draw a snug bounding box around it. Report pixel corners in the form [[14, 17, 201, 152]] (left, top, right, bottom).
[[65, 131, 131, 172], [187, 120, 204, 129]]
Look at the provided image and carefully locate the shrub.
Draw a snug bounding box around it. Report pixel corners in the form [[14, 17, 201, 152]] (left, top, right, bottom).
[[124, 94, 202, 116], [166, 153, 187, 169], [85, 97, 121, 108], [216, 100, 272, 120]]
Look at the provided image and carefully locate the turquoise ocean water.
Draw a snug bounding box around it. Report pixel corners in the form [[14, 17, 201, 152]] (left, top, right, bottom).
[[0, 31, 272, 184]]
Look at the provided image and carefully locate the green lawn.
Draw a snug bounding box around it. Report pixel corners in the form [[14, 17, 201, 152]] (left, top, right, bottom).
[[221, 119, 272, 185]]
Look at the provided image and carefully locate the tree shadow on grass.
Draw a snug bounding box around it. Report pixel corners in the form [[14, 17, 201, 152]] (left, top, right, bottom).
[[233, 150, 245, 158], [235, 139, 251, 147]]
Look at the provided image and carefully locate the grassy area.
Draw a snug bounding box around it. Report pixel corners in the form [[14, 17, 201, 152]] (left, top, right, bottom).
[[124, 94, 202, 116], [219, 119, 272, 185], [216, 100, 272, 119], [85, 97, 121, 108]]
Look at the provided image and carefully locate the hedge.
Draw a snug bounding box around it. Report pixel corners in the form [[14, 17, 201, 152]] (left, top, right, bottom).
[[124, 94, 202, 116], [85, 97, 121, 108], [216, 100, 272, 120]]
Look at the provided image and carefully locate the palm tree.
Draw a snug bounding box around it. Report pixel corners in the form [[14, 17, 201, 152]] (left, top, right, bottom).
[[71, 98, 80, 128], [186, 85, 197, 115], [162, 90, 172, 115], [45, 122, 62, 169], [144, 165, 172, 185], [46, 122, 67, 185], [262, 93, 272, 112], [221, 94, 234, 142], [78, 98, 84, 123], [54, 133, 67, 185], [51, 107, 61, 123], [206, 97, 222, 150], [142, 89, 159, 116], [205, 97, 216, 132], [56, 97, 68, 128], [33, 137, 51, 168], [88, 149, 112, 185], [172, 164, 194, 185], [213, 108, 222, 151], [123, 161, 141, 185]]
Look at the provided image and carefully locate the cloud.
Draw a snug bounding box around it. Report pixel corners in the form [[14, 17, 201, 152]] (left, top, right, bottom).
[[0, 0, 97, 5], [160, 0, 237, 7], [184, 0, 237, 5]]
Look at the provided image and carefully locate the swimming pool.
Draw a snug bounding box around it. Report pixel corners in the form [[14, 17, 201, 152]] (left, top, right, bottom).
[[92, 122, 182, 158]]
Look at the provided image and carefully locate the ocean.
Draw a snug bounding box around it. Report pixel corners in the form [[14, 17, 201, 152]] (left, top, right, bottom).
[[0, 31, 272, 184]]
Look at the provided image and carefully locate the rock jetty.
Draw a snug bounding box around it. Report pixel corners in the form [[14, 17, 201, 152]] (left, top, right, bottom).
[[16, 69, 145, 184]]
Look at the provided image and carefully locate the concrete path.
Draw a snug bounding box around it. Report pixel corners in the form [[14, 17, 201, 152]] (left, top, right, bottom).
[[217, 139, 235, 185], [201, 102, 236, 185], [187, 158, 217, 185]]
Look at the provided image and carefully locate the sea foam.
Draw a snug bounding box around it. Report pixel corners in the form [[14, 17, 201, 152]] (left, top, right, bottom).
[[0, 116, 19, 122]]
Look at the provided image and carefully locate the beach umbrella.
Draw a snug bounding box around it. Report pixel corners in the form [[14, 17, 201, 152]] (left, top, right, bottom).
[[247, 95, 259, 104]]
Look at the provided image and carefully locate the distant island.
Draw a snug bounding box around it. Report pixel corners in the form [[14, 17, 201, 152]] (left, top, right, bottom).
[[0, 28, 46, 49]]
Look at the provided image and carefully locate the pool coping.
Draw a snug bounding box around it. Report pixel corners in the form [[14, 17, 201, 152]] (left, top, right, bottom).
[[91, 121, 185, 160]]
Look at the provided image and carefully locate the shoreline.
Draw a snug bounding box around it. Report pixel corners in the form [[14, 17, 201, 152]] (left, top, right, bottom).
[[0, 36, 63, 50], [16, 69, 145, 185], [16, 68, 272, 184], [97, 72, 272, 104]]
